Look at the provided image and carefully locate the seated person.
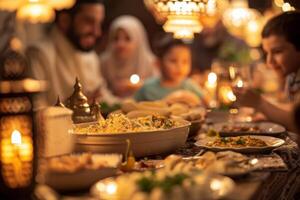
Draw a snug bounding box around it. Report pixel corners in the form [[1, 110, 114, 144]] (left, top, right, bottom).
[[26, 0, 118, 105], [234, 11, 300, 131], [134, 37, 206, 106], [100, 15, 158, 98]]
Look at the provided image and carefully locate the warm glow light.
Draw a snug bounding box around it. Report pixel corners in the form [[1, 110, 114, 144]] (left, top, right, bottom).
[[236, 79, 243, 88], [0, 0, 23, 11], [274, 0, 284, 8], [163, 15, 203, 40], [106, 182, 117, 195], [219, 85, 236, 104], [229, 108, 239, 114], [282, 3, 295, 12], [229, 66, 236, 80], [17, 1, 55, 23], [48, 0, 75, 10], [207, 72, 217, 85], [227, 90, 236, 102], [11, 130, 22, 145], [250, 158, 258, 165], [245, 18, 263, 47], [205, 72, 218, 108], [96, 181, 118, 198], [130, 74, 140, 85], [210, 179, 222, 191], [144, 0, 209, 39], [1, 116, 34, 188], [223, 0, 262, 38]]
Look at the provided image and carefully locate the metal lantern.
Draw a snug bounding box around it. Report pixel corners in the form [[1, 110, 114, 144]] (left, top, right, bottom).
[[0, 51, 45, 199]]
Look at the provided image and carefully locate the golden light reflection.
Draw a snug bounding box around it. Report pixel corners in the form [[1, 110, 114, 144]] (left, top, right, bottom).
[[0, 0, 23, 11], [48, 0, 75, 10]]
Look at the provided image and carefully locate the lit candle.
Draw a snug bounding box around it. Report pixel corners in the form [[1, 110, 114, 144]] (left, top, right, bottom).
[[130, 74, 140, 85], [205, 72, 218, 108], [219, 86, 236, 105], [234, 76, 244, 88], [206, 72, 217, 87], [229, 65, 236, 80], [11, 130, 23, 186], [227, 90, 236, 102], [1, 128, 33, 188]]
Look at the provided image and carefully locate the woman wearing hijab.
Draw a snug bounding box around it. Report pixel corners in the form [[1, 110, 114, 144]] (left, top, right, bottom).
[[100, 15, 158, 98]]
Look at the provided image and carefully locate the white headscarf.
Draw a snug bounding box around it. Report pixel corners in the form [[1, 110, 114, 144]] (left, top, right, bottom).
[[100, 15, 158, 90]]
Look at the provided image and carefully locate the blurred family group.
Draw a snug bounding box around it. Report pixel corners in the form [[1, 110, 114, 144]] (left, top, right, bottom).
[[13, 0, 300, 133]]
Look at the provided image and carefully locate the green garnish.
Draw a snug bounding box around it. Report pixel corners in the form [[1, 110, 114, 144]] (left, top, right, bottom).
[[221, 137, 229, 143], [236, 137, 245, 145], [136, 173, 189, 194]]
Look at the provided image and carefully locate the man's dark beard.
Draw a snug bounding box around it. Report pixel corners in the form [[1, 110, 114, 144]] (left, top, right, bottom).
[[66, 27, 96, 52]]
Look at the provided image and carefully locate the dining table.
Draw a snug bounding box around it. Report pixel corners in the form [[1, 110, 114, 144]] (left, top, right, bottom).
[[36, 110, 300, 200]]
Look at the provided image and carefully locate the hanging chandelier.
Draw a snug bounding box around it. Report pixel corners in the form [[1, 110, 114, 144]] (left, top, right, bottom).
[[0, 0, 76, 23], [144, 0, 209, 40]]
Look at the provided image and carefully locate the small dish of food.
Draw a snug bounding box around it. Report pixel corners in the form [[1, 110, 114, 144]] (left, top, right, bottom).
[[43, 153, 121, 191], [195, 136, 285, 153], [212, 122, 286, 136]]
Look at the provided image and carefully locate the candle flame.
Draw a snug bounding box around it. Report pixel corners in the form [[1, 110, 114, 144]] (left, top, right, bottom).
[[227, 90, 236, 102], [208, 72, 217, 85], [130, 74, 140, 84], [11, 130, 22, 145], [237, 79, 243, 88], [229, 66, 236, 80]]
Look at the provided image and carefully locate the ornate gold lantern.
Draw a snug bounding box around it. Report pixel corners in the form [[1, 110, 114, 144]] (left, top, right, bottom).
[[0, 51, 45, 198]]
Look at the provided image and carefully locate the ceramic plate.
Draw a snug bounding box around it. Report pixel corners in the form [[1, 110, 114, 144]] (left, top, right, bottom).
[[44, 154, 121, 191], [91, 174, 235, 200], [212, 122, 286, 136], [195, 136, 285, 153]]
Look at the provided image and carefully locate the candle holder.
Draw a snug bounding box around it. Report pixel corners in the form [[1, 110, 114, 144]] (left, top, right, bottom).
[[0, 50, 45, 199]]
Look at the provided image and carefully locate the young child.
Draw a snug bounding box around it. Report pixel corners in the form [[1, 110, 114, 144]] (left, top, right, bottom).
[[234, 11, 300, 131], [134, 37, 205, 105]]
